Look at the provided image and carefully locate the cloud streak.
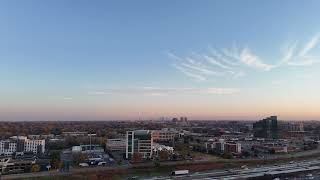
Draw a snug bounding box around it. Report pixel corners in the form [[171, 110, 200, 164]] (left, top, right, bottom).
[[299, 33, 320, 57], [240, 48, 274, 71], [89, 87, 239, 96], [281, 34, 320, 66]]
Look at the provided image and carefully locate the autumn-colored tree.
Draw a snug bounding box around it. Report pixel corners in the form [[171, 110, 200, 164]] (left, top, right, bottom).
[[73, 153, 88, 164], [31, 164, 40, 172], [51, 159, 61, 169], [99, 137, 108, 147], [159, 150, 169, 161], [132, 153, 142, 162]]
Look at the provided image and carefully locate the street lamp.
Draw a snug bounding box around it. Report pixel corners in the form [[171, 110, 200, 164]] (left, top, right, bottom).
[[88, 133, 97, 153]]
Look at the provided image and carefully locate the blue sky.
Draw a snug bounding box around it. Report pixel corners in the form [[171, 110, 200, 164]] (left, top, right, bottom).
[[1, 0, 320, 121]]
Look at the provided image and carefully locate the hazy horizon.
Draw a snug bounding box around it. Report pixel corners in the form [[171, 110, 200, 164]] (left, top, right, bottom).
[[1, 0, 320, 121], [0, 116, 317, 122]]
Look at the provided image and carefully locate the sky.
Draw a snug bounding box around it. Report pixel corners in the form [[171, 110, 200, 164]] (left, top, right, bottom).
[[1, 0, 320, 121]]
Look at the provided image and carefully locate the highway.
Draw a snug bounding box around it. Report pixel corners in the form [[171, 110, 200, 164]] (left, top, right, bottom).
[[144, 159, 320, 180], [2, 157, 320, 179]]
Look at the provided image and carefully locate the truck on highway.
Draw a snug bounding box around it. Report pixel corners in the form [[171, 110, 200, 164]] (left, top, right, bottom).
[[171, 170, 189, 176]]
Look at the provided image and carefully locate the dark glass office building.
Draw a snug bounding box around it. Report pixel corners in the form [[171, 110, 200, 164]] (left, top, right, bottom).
[[253, 116, 278, 139]]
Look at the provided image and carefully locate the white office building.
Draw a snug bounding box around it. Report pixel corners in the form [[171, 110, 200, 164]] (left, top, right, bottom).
[[0, 136, 45, 155], [126, 130, 153, 159], [0, 141, 17, 156], [24, 139, 45, 154]]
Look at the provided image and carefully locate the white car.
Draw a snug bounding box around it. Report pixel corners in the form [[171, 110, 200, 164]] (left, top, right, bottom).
[[98, 161, 107, 166], [79, 163, 89, 167]]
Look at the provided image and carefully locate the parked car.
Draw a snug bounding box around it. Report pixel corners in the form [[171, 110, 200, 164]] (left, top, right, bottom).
[[79, 163, 89, 167], [98, 161, 107, 166]]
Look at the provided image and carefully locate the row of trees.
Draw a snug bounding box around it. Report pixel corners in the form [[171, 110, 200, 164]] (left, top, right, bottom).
[[0, 121, 169, 139]]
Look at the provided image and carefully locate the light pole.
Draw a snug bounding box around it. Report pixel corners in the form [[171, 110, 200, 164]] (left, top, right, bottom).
[[88, 133, 96, 153]]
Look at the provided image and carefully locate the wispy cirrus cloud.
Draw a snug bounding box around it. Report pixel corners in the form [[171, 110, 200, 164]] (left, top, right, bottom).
[[63, 97, 73, 101], [170, 33, 320, 81], [172, 64, 207, 81], [169, 53, 222, 81], [299, 33, 320, 57], [88, 87, 239, 96], [168, 44, 273, 81], [170, 46, 271, 81], [239, 48, 274, 71], [281, 33, 320, 66]]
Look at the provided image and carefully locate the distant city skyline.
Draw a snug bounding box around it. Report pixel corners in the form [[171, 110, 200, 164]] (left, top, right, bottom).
[[1, 0, 320, 121]]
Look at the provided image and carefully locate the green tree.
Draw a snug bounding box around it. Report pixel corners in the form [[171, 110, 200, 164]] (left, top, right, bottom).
[[222, 152, 233, 159], [176, 144, 190, 158], [154, 160, 161, 167], [50, 151, 61, 169]]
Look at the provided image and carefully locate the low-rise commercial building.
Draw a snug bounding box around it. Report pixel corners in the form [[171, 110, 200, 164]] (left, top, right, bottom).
[[152, 128, 177, 142], [106, 138, 126, 152], [205, 139, 241, 154], [224, 142, 241, 154], [252, 143, 288, 153]]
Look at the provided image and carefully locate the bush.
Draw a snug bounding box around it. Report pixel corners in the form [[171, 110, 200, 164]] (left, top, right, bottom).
[[222, 152, 233, 159], [31, 164, 40, 172]]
